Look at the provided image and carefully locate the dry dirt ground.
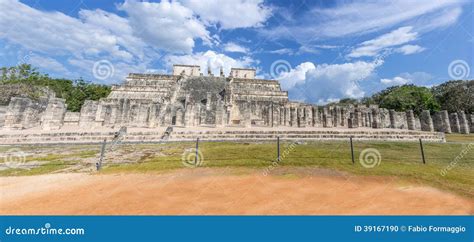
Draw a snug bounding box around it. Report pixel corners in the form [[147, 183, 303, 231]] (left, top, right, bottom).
[[0, 168, 472, 215]]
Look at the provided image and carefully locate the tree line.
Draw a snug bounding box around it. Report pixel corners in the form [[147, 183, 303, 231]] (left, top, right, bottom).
[[333, 81, 473, 115], [0, 64, 111, 112]]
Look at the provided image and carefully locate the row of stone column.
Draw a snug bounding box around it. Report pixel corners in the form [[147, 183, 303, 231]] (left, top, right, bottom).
[[2, 97, 67, 130], [2, 96, 473, 135]]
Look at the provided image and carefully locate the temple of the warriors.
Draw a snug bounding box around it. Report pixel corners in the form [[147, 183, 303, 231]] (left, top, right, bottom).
[[0, 64, 471, 143]]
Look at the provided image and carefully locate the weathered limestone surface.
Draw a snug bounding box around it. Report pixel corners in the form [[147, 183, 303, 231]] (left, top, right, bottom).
[[41, 98, 67, 130], [0, 106, 6, 128], [449, 113, 460, 133], [0, 64, 470, 135], [468, 114, 474, 133], [64, 112, 80, 126], [457, 111, 470, 134], [79, 100, 99, 128], [389, 110, 407, 129], [420, 110, 434, 132], [433, 110, 452, 133], [406, 110, 416, 130], [3, 97, 48, 130]]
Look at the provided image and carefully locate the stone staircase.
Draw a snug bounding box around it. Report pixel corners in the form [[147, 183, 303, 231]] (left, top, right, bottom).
[[168, 129, 445, 142], [0, 128, 445, 145]]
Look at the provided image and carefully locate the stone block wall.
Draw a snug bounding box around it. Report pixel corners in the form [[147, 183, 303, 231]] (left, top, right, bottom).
[[457, 111, 470, 134], [449, 113, 460, 133], [3, 97, 48, 129], [389, 110, 408, 129], [0, 106, 6, 128], [433, 110, 451, 133], [41, 98, 67, 130], [79, 100, 99, 128], [468, 114, 474, 133], [64, 112, 80, 126], [420, 110, 434, 132]]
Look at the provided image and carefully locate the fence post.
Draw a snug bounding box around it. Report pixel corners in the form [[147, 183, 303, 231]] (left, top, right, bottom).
[[419, 138, 426, 164], [277, 136, 280, 162], [195, 137, 200, 166], [350, 136, 355, 165], [97, 139, 107, 171]]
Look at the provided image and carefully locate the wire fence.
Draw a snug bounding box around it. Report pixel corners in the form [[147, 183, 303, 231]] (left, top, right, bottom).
[[0, 137, 472, 176]]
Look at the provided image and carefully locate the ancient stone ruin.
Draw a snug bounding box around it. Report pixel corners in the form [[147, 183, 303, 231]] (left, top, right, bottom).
[[0, 64, 470, 143]]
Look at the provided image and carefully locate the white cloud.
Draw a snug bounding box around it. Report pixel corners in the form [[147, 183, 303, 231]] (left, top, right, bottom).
[[119, 0, 211, 53], [262, 0, 465, 42], [0, 0, 141, 61], [380, 76, 409, 85], [277, 62, 315, 90], [28, 55, 69, 74], [223, 42, 248, 53], [297, 45, 319, 55], [68, 57, 149, 84], [182, 0, 271, 29], [395, 44, 426, 55], [268, 48, 294, 55], [0, 0, 218, 82], [348, 26, 419, 58], [380, 72, 433, 87], [78, 9, 147, 60], [164, 50, 255, 76], [279, 60, 383, 104]]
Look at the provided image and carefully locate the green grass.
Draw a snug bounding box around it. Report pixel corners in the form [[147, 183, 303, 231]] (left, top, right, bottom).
[[1, 140, 473, 198], [446, 133, 474, 142], [0, 145, 99, 176]]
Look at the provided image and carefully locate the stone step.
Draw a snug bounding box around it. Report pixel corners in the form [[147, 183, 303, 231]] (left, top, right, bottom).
[[0, 128, 445, 144]]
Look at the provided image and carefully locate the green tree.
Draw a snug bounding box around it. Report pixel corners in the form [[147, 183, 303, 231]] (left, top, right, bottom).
[[0, 64, 111, 112], [371, 85, 440, 115], [431, 80, 473, 113]]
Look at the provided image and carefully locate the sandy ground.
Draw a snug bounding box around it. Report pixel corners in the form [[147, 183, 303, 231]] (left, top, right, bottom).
[[0, 168, 472, 215]]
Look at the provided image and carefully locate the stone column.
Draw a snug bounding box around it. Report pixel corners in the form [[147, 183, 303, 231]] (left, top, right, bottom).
[[449, 113, 461, 133], [41, 98, 67, 131], [323, 107, 333, 128], [79, 100, 99, 128], [243, 103, 252, 128], [348, 112, 357, 128], [340, 108, 347, 127], [313, 107, 320, 127], [147, 104, 157, 127], [364, 112, 370, 127], [336, 106, 342, 127], [271, 103, 280, 127], [175, 109, 184, 126], [433, 110, 452, 133], [285, 107, 291, 126], [419, 110, 434, 132], [469, 114, 474, 133], [305, 106, 313, 127], [389, 109, 396, 129], [290, 107, 297, 127], [279, 107, 285, 126], [441, 110, 452, 133], [406, 110, 416, 130], [457, 111, 470, 134], [355, 109, 362, 127], [215, 102, 224, 127], [194, 105, 201, 126], [379, 109, 390, 128], [371, 109, 381, 128], [414, 117, 421, 130], [206, 92, 212, 111], [297, 107, 305, 127]]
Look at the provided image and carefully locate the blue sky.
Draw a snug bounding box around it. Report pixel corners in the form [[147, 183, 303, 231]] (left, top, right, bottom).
[[0, 0, 472, 104]]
